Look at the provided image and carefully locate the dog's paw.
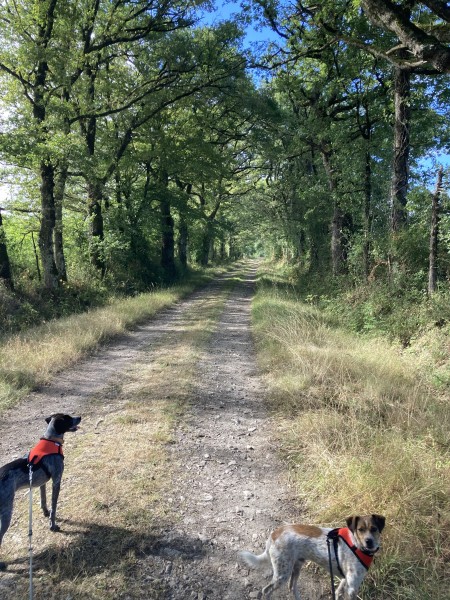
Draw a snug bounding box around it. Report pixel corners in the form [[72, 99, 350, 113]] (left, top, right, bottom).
[[49, 524, 61, 532], [42, 508, 50, 517]]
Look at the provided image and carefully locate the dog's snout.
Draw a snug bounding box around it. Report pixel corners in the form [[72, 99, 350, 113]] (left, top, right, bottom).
[[69, 416, 81, 430], [365, 538, 374, 549]]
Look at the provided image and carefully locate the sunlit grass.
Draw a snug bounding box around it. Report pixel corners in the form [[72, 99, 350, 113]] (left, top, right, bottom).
[[0, 274, 216, 413], [252, 281, 450, 599]]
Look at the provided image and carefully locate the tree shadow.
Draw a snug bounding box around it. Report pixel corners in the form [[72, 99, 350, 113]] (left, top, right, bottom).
[[7, 519, 205, 581]]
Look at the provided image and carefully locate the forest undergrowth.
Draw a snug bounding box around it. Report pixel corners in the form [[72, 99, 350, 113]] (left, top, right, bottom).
[[252, 263, 450, 599]]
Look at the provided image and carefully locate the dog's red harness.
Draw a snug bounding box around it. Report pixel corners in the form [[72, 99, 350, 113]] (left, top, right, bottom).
[[327, 527, 375, 578], [336, 527, 374, 569], [28, 439, 64, 466], [327, 527, 376, 600]]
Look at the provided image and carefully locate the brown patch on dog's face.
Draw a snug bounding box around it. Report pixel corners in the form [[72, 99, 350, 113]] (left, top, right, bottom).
[[346, 514, 385, 552], [271, 524, 322, 542]]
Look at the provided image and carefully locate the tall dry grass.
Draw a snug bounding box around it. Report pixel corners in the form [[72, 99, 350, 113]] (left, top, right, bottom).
[[252, 285, 450, 599]]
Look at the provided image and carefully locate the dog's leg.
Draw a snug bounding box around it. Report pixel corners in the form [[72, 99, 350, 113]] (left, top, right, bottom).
[[40, 484, 50, 517], [339, 571, 365, 600], [263, 574, 290, 599], [49, 478, 62, 531], [289, 559, 304, 600], [336, 579, 347, 599], [0, 507, 13, 570], [262, 556, 293, 599], [0, 514, 11, 547]]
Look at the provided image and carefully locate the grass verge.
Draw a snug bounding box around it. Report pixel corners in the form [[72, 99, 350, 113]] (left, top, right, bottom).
[[0, 269, 239, 599], [0, 268, 223, 414], [252, 274, 450, 600]]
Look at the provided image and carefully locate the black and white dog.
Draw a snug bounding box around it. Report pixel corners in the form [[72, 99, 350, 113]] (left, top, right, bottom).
[[0, 413, 81, 569], [240, 514, 386, 599]]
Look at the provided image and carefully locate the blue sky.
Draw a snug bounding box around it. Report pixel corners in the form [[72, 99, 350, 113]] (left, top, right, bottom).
[[199, 0, 279, 47]]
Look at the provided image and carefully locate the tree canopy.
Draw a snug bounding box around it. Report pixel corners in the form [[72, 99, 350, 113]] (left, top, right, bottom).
[[0, 0, 449, 299]]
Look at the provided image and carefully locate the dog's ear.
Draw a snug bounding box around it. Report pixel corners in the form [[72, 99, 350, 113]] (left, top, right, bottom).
[[346, 516, 359, 532], [45, 415, 53, 424], [372, 514, 386, 532]]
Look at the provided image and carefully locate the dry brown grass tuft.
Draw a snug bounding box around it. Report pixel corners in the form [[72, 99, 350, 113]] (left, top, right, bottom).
[[252, 286, 450, 599]]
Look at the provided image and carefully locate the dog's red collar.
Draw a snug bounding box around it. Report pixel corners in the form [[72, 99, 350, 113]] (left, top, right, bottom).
[[336, 527, 375, 569], [28, 438, 64, 466]]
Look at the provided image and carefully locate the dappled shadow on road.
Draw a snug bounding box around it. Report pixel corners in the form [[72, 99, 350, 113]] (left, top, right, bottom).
[[4, 519, 207, 597], [3, 517, 264, 599]]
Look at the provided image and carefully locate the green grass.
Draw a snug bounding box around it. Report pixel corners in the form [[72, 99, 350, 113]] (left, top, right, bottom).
[[252, 272, 450, 599]]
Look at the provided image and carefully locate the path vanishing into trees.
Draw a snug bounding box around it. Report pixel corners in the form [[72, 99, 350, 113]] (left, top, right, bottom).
[[0, 262, 328, 599]]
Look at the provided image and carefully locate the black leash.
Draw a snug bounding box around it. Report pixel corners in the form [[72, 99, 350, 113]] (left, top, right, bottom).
[[326, 533, 337, 600], [28, 463, 34, 600]]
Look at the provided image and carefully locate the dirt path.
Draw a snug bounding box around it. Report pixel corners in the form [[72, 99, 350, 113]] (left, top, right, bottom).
[[0, 263, 327, 599], [148, 267, 327, 599]]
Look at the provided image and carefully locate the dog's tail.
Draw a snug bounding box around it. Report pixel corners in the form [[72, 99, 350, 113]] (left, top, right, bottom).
[[238, 549, 271, 570]]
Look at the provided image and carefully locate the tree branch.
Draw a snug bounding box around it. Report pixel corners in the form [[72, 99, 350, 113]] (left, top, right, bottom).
[[361, 0, 450, 72]]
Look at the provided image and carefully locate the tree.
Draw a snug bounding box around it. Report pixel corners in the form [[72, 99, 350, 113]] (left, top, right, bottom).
[[428, 166, 444, 293], [360, 0, 450, 72], [115, 24, 258, 275], [250, 0, 449, 279], [0, 208, 13, 289], [0, 0, 207, 286]]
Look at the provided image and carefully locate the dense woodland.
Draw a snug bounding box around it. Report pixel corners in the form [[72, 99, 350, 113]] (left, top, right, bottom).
[[1, 0, 450, 331]]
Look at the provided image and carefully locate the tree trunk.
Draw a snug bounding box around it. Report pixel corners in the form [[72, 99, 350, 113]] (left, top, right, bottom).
[[87, 180, 106, 275], [322, 148, 347, 275], [38, 161, 59, 290], [331, 205, 347, 276], [363, 146, 373, 279], [0, 208, 13, 289], [428, 167, 443, 295], [31, 232, 41, 282], [158, 174, 174, 279], [200, 220, 215, 266], [390, 66, 411, 232], [160, 196, 176, 279], [200, 229, 210, 266], [177, 214, 188, 269], [31, 0, 59, 290], [54, 165, 68, 281], [229, 235, 235, 260], [309, 238, 320, 272]]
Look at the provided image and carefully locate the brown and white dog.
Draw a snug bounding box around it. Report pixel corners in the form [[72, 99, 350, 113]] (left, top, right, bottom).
[[239, 514, 385, 599]]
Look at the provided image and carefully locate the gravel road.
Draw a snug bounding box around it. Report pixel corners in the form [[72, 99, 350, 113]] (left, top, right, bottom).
[[0, 263, 329, 599]]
